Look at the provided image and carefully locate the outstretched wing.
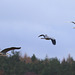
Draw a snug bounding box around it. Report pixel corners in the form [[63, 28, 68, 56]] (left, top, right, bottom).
[[51, 39, 56, 45], [1, 47, 21, 53], [38, 34, 45, 37]]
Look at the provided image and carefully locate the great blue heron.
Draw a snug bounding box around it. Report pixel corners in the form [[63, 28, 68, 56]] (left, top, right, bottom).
[[0, 47, 21, 56], [38, 34, 56, 45]]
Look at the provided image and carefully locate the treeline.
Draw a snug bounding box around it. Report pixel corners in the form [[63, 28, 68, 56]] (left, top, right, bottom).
[[0, 52, 75, 75]]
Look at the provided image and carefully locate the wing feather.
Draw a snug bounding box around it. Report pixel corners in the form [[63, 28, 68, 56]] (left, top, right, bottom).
[[51, 39, 56, 45], [1, 47, 21, 53], [38, 34, 45, 37]]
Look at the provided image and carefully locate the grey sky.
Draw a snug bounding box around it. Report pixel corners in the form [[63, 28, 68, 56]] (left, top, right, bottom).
[[0, 0, 75, 60]]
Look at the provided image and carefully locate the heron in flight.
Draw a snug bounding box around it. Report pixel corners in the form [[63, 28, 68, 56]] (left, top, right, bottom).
[[38, 34, 56, 45], [0, 47, 21, 56]]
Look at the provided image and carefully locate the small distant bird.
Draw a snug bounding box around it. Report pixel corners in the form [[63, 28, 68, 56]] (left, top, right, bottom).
[[0, 47, 21, 56], [38, 34, 56, 45], [67, 21, 75, 24], [70, 21, 75, 29], [71, 21, 75, 24]]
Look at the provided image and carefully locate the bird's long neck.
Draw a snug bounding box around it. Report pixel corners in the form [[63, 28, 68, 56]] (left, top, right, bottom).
[[41, 38, 45, 39]]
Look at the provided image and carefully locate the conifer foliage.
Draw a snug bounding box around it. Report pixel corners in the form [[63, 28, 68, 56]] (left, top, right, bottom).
[[0, 52, 75, 75]]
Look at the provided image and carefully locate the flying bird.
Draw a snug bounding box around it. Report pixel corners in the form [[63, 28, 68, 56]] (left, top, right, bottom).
[[71, 21, 75, 24], [0, 47, 21, 56], [66, 21, 75, 24], [70, 21, 75, 29], [38, 34, 56, 45]]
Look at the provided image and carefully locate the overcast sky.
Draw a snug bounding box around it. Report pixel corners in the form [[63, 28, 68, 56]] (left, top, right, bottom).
[[0, 0, 75, 60]]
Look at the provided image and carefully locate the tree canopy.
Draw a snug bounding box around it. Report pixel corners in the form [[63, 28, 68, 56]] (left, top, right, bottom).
[[0, 52, 75, 75]]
